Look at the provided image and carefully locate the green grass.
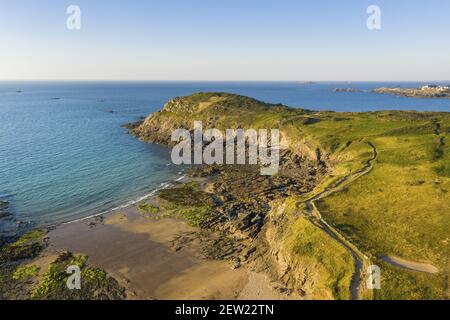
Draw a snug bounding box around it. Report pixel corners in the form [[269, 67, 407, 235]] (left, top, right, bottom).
[[172, 206, 213, 227], [314, 116, 449, 299], [158, 182, 212, 207], [137, 92, 450, 299], [137, 203, 159, 215], [373, 261, 444, 300], [158, 182, 214, 226], [317, 136, 449, 263], [9, 230, 46, 247], [0, 230, 46, 262], [282, 216, 355, 300], [31, 251, 125, 300], [434, 163, 450, 178], [12, 265, 40, 281]]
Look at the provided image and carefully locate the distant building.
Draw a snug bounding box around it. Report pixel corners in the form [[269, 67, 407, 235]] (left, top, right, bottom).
[[421, 84, 450, 91], [421, 85, 438, 90]]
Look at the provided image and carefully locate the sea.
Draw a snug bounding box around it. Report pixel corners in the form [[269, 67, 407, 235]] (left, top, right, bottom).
[[1, 81, 449, 234]]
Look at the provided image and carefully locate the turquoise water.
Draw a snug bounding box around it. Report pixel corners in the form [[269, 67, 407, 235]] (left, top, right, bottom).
[[0, 81, 449, 234]]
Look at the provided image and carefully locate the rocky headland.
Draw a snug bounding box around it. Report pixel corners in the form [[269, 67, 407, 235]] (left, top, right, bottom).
[[1, 92, 448, 300], [373, 85, 450, 99], [123, 92, 450, 300]]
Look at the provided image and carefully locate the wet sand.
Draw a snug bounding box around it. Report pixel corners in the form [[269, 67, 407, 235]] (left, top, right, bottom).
[[44, 205, 283, 300]]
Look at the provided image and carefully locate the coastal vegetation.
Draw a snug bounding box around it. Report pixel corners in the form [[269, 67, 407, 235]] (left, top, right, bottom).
[[0, 230, 47, 263], [264, 198, 355, 300], [158, 182, 215, 227], [130, 92, 449, 300], [137, 203, 159, 215], [314, 114, 449, 299], [0, 229, 126, 300], [285, 217, 355, 300], [1, 92, 448, 300], [31, 251, 125, 300], [12, 265, 40, 281]]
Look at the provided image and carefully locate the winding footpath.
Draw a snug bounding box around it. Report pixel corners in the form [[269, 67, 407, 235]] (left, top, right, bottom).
[[304, 139, 441, 299], [305, 142, 378, 300], [381, 256, 439, 274]]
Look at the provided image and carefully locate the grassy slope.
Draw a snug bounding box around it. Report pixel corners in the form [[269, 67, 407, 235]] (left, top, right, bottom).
[[138, 92, 309, 136], [264, 198, 355, 300], [310, 114, 450, 299], [283, 213, 355, 300], [138, 93, 450, 299]]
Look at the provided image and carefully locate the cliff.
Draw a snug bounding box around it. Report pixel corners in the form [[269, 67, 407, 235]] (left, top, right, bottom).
[[129, 92, 450, 300]]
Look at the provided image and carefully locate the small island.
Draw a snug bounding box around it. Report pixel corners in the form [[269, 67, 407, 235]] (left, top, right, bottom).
[[374, 84, 450, 99], [334, 88, 365, 93]]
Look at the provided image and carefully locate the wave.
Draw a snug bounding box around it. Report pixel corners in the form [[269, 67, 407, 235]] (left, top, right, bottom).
[[64, 174, 186, 225]]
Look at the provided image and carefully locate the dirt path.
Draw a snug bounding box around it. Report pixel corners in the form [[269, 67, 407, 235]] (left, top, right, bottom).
[[381, 256, 439, 274], [305, 141, 377, 300]]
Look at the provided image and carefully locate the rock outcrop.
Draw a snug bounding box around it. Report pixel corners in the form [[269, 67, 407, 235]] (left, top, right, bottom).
[[128, 93, 327, 241], [125, 92, 338, 298], [374, 86, 450, 98]]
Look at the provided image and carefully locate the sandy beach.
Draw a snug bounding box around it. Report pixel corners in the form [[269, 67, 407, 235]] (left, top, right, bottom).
[[41, 200, 288, 300]]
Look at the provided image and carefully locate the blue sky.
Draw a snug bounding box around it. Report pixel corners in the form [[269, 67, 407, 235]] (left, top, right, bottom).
[[0, 0, 449, 81]]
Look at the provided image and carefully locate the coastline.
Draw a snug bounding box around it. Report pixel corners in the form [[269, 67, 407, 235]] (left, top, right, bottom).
[[1, 167, 297, 300], [1, 92, 448, 300], [37, 176, 293, 300], [62, 177, 183, 226]]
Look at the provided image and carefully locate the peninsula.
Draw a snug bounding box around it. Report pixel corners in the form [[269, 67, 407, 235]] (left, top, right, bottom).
[[374, 85, 450, 99], [1, 93, 449, 300]]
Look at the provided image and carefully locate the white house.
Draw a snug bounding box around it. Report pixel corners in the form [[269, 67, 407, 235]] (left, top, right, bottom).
[[421, 85, 438, 90]]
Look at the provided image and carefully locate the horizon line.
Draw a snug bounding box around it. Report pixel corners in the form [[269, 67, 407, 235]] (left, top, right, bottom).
[[1, 79, 449, 83]]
